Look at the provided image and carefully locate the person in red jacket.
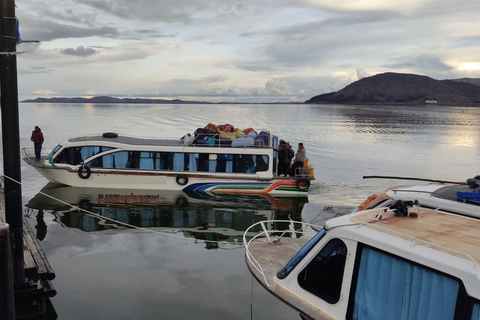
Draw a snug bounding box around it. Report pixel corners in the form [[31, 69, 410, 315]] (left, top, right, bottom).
[[31, 126, 44, 160]]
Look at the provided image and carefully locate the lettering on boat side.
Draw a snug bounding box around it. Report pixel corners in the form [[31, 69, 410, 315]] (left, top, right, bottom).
[[97, 193, 161, 204]]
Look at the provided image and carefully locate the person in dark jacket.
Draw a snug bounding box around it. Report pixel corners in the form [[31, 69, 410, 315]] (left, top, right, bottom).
[[277, 140, 294, 176], [31, 126, 44, 160]]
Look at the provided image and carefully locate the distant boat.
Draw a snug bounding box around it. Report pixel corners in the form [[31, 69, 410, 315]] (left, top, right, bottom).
[[424, 99, 438, 104]]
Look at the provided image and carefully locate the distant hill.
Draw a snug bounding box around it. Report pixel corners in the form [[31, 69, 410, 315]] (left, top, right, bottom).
[[451, 78, 480, 87], [305, 73, 480, 105], [22, 96, 210, 104]]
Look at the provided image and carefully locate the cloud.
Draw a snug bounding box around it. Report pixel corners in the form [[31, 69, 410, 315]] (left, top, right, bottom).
[[15, 0, 480, 102], [264, 79, 289, 95], [356, 69, 370, 80], [17, 15, 118, 42], [60, 46, 99, 57], [18, 66, 53, 75], [33, 89, 57, 96]]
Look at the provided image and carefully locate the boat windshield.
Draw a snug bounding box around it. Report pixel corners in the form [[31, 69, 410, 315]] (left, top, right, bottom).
[[276, 228, 326, 279], [48, 145, 62, 165]]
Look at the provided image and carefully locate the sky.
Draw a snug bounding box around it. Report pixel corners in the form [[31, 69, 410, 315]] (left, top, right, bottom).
[[14, 0, 480, 103]]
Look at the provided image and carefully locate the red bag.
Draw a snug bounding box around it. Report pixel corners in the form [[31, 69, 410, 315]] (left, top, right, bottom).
[[218, 124, 234, 132], [243, 127, 254, 135]]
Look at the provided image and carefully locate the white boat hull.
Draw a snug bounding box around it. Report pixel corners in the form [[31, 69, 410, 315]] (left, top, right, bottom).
[[26, 156, 309, 196]]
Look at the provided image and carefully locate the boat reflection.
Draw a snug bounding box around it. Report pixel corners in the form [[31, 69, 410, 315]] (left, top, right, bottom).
[[26, 183, 309, 250]]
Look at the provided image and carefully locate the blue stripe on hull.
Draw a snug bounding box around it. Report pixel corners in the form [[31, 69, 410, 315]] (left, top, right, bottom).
[[184, 182, 271, 192]]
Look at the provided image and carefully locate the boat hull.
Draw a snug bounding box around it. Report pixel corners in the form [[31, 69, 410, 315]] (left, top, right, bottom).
[[27, 158, 309, 196]]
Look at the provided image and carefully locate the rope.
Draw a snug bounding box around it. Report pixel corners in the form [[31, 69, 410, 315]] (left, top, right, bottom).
[[1, 173, 243, 249], [249, 274, 283, 320]]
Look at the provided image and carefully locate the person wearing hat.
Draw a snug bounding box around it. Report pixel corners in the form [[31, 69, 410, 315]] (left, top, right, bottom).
[[31, 125, 45, 160]]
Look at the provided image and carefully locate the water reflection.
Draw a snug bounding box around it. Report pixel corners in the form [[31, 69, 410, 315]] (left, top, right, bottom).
[[26, 183, 308, 249]]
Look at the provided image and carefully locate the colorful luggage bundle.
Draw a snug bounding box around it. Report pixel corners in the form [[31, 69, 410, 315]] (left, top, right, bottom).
[[191, 123, 270, 148]]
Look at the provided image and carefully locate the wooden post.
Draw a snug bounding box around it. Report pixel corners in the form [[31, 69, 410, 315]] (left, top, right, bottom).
[[0, 0, 25, 285], [0, 223, 15, 320]]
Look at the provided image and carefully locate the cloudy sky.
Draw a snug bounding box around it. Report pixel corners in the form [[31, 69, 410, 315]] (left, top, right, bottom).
[[15, 0, 480, 103]]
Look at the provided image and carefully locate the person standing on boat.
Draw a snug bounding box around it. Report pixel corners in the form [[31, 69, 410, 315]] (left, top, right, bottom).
[[31, 125, 44, 160], [277, 140, 293, 176], [291, 143, 306, 176]]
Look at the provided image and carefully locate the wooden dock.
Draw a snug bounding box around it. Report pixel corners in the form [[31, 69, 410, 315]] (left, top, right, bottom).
[[1, 187, 57, 319]]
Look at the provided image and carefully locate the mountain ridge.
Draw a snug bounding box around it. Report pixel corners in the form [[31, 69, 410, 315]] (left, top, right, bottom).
[[22, 96, 210, 104], [305, 73, 480, 105]]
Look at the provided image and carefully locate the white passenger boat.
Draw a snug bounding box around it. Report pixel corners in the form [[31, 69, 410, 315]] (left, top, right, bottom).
[[355, 177, 480, 218], [22, 130, 314, 196], [244, 201, 480, 320]]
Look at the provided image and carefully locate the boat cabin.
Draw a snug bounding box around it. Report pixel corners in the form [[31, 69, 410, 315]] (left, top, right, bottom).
[[245, 201, 480, 319]]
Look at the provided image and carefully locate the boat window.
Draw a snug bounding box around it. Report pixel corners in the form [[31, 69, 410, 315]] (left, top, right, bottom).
[[54, 147, 83, 165], [84, 151, 269, 173], [297, 238, 347, 304], [277, 228, 326, 279], [350, 246, 459, 320], [78, 146, 113, 160]]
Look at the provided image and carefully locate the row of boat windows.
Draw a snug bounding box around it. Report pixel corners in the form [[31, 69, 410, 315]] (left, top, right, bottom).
[[282, 235, 479, 319], [53, 146, 269, 173]]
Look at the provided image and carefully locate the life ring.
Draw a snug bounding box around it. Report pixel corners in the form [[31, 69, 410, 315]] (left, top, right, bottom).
[[103, 132, 118, 138], [296, 178, 310, 190], [176, 175, 189, 186], [78, 165, 92, 179]]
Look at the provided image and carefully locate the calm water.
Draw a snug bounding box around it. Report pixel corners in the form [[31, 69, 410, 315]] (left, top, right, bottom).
[[2, 103, 480, 319]]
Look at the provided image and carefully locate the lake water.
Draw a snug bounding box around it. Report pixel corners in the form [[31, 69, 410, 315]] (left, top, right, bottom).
[[3, 103, 480, 319]]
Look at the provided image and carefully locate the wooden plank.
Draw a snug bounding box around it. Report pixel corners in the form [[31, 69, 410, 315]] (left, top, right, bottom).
[[23, 220, 55, 280], [23, 225, 48, 276], [23, 249, 37, 280]]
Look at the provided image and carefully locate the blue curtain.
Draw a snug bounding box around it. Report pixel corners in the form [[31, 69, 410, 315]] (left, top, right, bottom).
[[154, 153, 163, 169], [209, 159, 217, 172], [226, 154, 233, 173], [103, 154, 114, 168], [114, 152, 129, 168], [140, 208, 154, 227], [82, 216, 97, 232], [188, 154, 197, 171], [172, 209, 184, 227], [472, 304, 480, 320], [115, 209, 129, 223], [173, 153, 184, 171], [81, 146, 95, 159], [139, 152, 154, 170], [246, 155, 256, 173], [354, 247, 459, 320]]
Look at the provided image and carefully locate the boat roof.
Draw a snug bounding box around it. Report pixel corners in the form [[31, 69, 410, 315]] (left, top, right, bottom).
[[384, 184, 479, 216], [68, 135, 183, 147], [325, 207, 480, 265], [64, 131, 274, 149], [387, 184, 474, 202]]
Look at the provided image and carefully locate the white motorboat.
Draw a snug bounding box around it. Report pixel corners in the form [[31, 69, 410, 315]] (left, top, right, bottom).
[[22, 129, 314, 196]]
